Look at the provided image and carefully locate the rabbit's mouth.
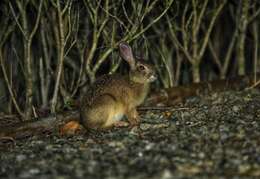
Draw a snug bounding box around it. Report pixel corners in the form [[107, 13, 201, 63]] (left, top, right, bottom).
[[148, 74, 157, 82]]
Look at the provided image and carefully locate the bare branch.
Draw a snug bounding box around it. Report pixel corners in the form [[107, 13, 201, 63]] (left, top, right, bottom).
[[198, 1, 226, 61], [0, 52, 24, 118], [9, 2, 26, 37], [131, 0, 174, 41], [29, 0, 43, 40], [248, 6, 260, 23], [167, 15, 193, 63], [195, 0, 208, 35]]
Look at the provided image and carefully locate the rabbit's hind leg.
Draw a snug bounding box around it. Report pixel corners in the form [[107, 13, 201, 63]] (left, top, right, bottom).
[[84, 94, 125, 129], [81, 94, 115, 129]]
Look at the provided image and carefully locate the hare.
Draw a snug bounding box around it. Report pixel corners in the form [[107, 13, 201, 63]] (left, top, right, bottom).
[[80, 42, 156, 130]]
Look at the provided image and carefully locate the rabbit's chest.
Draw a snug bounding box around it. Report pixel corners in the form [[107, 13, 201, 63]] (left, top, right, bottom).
[[103, 102, 126, 127]]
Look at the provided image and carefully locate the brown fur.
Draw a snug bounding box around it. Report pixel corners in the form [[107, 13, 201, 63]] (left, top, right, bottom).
[[80, 42, 156, 130]]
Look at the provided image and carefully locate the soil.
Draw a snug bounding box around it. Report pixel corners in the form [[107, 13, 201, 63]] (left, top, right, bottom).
[[1, 89, 260, 179]]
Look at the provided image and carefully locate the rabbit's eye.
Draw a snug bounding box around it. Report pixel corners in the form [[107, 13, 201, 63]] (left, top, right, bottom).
[[138, 65, 145, 71]]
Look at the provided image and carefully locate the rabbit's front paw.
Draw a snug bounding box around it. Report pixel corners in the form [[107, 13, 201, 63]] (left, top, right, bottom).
[[130, 117, 140, 127], [114, 121, 129, 128], [127, 108, 140, 127]]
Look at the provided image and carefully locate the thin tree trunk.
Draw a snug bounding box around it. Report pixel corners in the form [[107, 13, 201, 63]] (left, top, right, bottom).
[[51, 0, 65, 113], [24, 40, 33, 120], [192, 63, 200, 83], [237, 0, 249, 76]]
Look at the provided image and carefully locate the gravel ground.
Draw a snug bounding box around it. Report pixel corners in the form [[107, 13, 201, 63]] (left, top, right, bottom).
[[1, 89, 260, 179]]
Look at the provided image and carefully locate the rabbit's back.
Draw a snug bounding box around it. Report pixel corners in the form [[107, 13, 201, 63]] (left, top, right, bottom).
[[81, 73, 149, 112], [82, 74, 130, 106]]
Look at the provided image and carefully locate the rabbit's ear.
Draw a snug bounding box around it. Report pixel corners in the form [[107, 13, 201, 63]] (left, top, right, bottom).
[[119, 42, 135, 69]]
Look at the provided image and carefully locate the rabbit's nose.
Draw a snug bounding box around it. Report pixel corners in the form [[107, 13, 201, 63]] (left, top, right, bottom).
[[149, 74, 157, 82]]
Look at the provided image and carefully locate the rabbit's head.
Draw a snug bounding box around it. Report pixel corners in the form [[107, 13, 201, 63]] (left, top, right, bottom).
[[119, 42, 156, 84]]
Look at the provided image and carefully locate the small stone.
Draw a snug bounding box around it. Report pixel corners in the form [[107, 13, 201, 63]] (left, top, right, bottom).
[[232, 106, 240, 112], [138, 152, 143, 157], [239, 164, 251, 174], [16, 154, 26, 162], [198, 152, 205, 159], [140, 123, 151, 130], [161, 169, 173, 179], [129, 126, 139, 136], [145, 143, 155, 151], [29, 168, 40, 175]]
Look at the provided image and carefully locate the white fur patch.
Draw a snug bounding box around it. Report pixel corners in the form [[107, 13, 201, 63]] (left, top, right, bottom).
[[112, 113, 124, 121]]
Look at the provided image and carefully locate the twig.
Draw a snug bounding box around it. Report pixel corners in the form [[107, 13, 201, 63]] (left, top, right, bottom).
[[198, 0, 226, 60], [131, 0, 174, 41], [122, 0, 134, 26], [9, 2, 26, 37], [246, 80, 260, 90], [0, 137, 16, 144], [0, 52, 24, 118]]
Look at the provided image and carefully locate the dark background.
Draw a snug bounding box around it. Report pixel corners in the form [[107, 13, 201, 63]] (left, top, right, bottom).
[[0, 0, 259, 119]]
